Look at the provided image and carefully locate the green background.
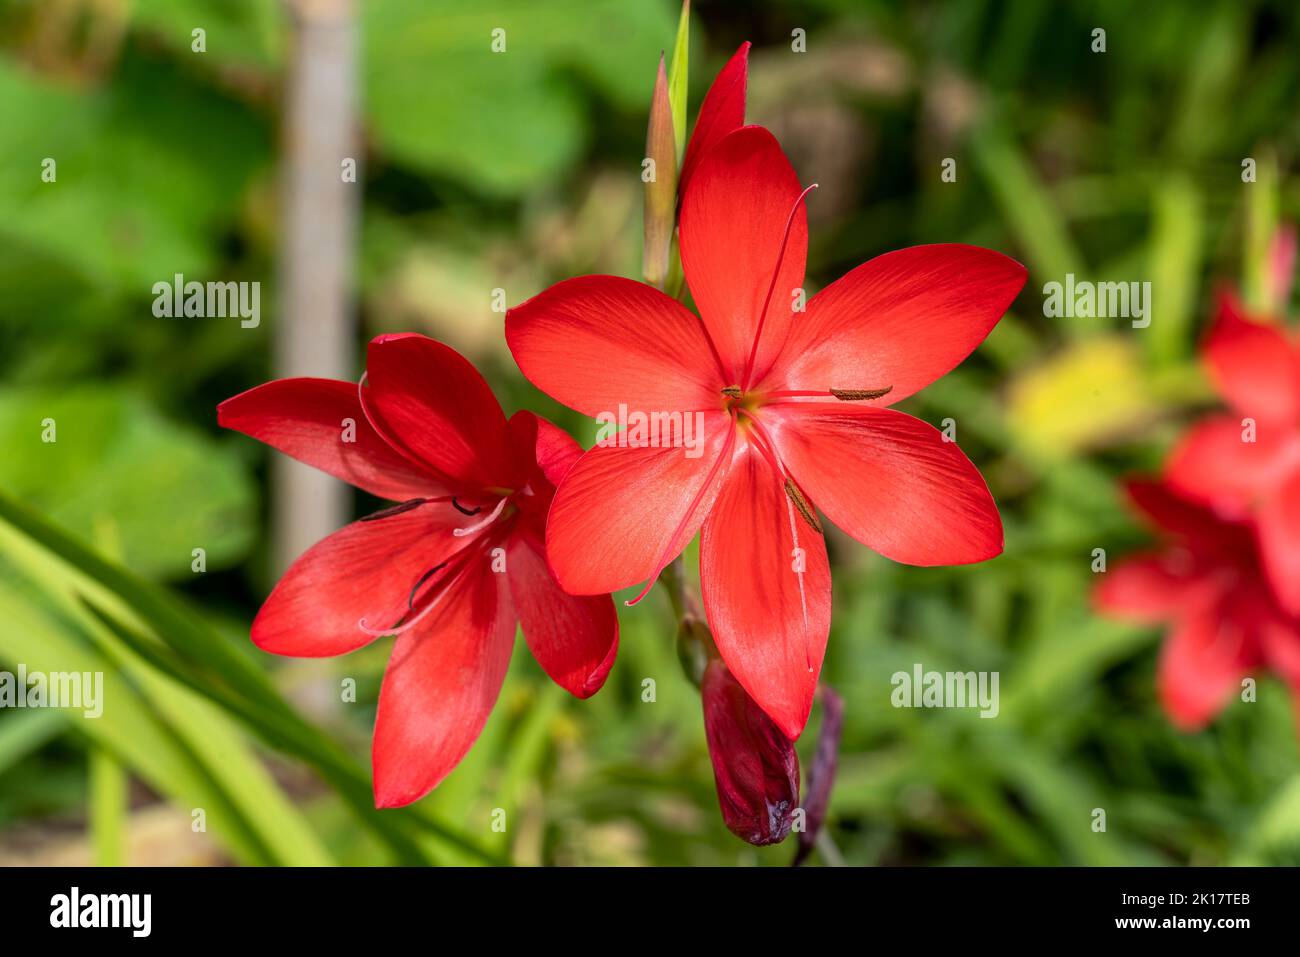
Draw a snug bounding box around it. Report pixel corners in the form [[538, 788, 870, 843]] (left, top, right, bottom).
[[1, 0, 1299, 866]]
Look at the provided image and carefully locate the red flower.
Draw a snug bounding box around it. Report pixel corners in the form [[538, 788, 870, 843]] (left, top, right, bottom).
[[506, 127, 1025, 738], [1094, 479, 1300, 729], [1166, 291, 1300, 615], [701, 658, 799, 845], [218, 334, 618, 807]]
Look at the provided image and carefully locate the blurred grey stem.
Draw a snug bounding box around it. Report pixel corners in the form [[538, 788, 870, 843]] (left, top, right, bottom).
[[274, 0, 358, 573]]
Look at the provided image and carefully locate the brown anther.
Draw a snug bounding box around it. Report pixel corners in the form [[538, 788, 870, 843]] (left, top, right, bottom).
[[360, 498, 428, 522], [830, 386, 893, 401], [784, 479, 822, 534], [721, 385, 743, 399]]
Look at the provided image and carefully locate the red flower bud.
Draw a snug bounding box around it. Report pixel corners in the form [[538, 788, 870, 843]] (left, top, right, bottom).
[[702, 658, 799, 845]]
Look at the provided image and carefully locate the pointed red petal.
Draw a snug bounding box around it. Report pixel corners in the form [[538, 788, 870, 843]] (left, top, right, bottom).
[[678, 42, 749, 201], [769, 405, 1002, 566], [365, 334, 513, 489], [252, 501, 466, 657], [509, 532, 618, 698], [507, 410, 583, 491], [1256, 471, 1300, 616], [1093, 553, 1211, 624], [761, 244, 1026, 405], [679, 126, 807, 385], [545, 411, 733, 595], [700, 445, 830, 740], [1158, 603, 1254, 731], [372, 561, 515, 808], [1164, 414, 1300, 516], [506, 275, 722, 418], [1204, 291, 1300, 425], [217, 377, 443, 501]]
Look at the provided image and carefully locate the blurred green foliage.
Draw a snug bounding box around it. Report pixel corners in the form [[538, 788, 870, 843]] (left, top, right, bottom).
[[1, 0, 1300, 866]]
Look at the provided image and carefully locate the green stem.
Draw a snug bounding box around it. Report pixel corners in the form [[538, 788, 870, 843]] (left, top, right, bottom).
[[89, 747, 127, 866]]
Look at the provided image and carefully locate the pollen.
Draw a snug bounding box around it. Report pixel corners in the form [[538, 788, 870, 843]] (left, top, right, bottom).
[[830, 386, 892, 401], [784, 479, 822, 534]]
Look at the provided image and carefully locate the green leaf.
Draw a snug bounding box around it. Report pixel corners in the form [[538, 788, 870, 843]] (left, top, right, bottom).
[[0, 387, 255, 579], [0, 488, 504, 865], [363, 0, 674, 195]]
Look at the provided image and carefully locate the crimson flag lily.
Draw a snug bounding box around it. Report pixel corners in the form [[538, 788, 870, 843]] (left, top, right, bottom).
[[218, 334, 618, 807], [506, 122, 1025, 738], [1166, 290, 1300, 616], [1095, 479, 1300, 729]]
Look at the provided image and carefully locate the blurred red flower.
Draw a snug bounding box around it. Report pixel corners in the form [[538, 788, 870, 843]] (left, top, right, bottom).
[[219, 334, 617, 807], [1166, 290, 1300, 615], [1095, 479, 1300, 729]]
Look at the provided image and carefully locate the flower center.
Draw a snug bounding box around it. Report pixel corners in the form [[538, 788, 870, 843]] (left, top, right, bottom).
[[355, 497, 514, 637]]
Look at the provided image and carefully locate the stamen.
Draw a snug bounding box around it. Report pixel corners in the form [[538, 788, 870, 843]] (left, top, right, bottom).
[[738, 410, 816, 670], [737, 409, 823, 536], [830, 387, 892, 401], [741, 182, 819, 389], [407, 561, 448, 611], [356, 533, 496, 637], [780, 480, 814, 670], [721, 385, 742, 399], [360, 498, 430, 522], [626, 414, 739, 607], [784, 479, 823, 534], [451, 497, 481, 516], [358, 575, 457, 637], [764, 386, 893, 402], [453, 496, 508, 537]]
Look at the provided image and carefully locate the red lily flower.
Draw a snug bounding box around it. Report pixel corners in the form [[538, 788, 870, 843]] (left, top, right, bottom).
[[217, 334, 618, 807], [506, 126, 1025, 739], [701, 657, 799, 845], [678, 42, 749, 202], [1166, 290, 1300, 615], [1094, 479, 1300, 729]]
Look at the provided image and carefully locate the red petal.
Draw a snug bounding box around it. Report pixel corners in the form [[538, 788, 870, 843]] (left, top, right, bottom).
[[761, 244, 1026, 405], [1256, 471, 1300, 615], [1260, 614, 1300, 691], [1164, 415, 1300, 516], [507, 410, 583, 492], [505, 410, 584, 541], [217, 378, 442, 501], [1157, 605, 1253, 731], [700, 444, 831, 740], [372, 561, 515, 807], [546, 411, 734, 595], [1204, 291, 1300, 425], [1092, 552, 1211, 624], [701, 657, 800, 846], [506, 276, 722, 418], [678, 42, 749, 201], [768, 405, 1003, 565], [509, 532, 618, 698], [252, 501, 466, 657], [364, 334, 513, 489], [679, 126, 807, 385]]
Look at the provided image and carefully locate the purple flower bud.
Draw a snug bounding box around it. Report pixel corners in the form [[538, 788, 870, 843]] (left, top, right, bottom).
[[702, 659, 799, 845]]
